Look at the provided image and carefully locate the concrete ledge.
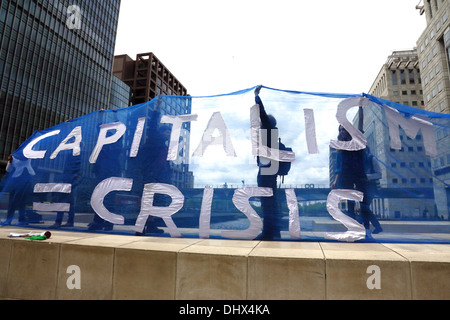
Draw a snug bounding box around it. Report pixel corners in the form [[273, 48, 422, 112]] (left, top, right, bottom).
[[0, 227, 449, 300]]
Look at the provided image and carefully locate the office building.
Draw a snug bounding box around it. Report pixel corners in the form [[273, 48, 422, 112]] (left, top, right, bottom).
[[110, 75, 131, 109], [369, 49, 424, 108], [113, 52, 188, 106], [364, 50, 434, 219], [416, 0, 450, 114], [416, 0, 450, 218], [0, 0, 121, 173]]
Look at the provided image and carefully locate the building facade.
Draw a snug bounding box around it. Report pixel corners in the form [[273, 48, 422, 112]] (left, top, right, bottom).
[[417, 0, 450, 114], [416, 0, 450, 218], [0, 0, 121, 172], [369, 49, 424, 108], [365, 50, 434, 219], [113, 52, 188, 106], [110, 74, 130, 110]]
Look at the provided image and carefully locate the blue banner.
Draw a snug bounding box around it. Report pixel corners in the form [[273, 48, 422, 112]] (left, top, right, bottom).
[[1, 86, 449, 243]]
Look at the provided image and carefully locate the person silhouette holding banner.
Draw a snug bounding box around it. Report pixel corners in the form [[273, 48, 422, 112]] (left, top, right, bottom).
[[254, 86, 282, 240]]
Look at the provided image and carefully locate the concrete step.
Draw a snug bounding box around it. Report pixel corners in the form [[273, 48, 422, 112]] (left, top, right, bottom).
[[0, 226, 449, 300]]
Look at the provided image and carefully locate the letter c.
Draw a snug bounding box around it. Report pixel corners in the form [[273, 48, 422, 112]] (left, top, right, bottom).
[[23, 130, 60, 159]]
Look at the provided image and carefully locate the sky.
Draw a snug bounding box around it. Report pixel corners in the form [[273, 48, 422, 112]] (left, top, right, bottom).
[[114, 0, 427, 97]]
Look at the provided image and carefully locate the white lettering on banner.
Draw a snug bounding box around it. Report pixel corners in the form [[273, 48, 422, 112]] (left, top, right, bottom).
[[20, 97, 382, 163], [28, 179, 365, 242], [33, 183, 72, 213], [91, 177, 133, 225], [250, 104, 296, 161], [85, 180, 300, 240], [129, 117, 146, 158], [221, 187, 272, 240], [303, 108, 319, 154], [134, 183, 184, 237], [286, 189, 301, 239], [330, 96, 368, 151], [23, 130, 60, 159], [161, 114, 198, 160], [325, 189, 366, 242], [258, 128, 280, 175], [17, 96, 439, 242], [21, 97, 436, 162], [89, 122, 126, 164], [50, 126, 82, 159], [199, 187, 214, 239], [384, 105, 437, 157], [192, 111, 237, 157]]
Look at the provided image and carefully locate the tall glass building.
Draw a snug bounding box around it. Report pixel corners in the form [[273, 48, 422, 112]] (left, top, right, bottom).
[[0, 0, 121, 172]]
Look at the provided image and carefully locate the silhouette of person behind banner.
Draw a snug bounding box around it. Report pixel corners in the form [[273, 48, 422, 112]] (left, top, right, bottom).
[[1, 154, 35, 226], [363, 146, 383, 235], [255, 86, 282, 240], [136, 101, 172, 235], [49, 154, 82, 229], [331, 125, 365, 219], [331, 125, 382, 238], [88, 119, 122, 231]]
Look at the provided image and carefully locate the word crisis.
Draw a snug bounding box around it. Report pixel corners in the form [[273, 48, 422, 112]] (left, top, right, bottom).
[[33, 179, 365, 242]]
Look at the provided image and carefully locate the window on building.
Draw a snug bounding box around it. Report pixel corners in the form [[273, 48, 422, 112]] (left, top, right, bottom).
[[400, 69, 406, 84], [408, 69, 415, 84], [391, 70, 398, 85], [447, 46, 450, 73], [445, 28, 450, 73]]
